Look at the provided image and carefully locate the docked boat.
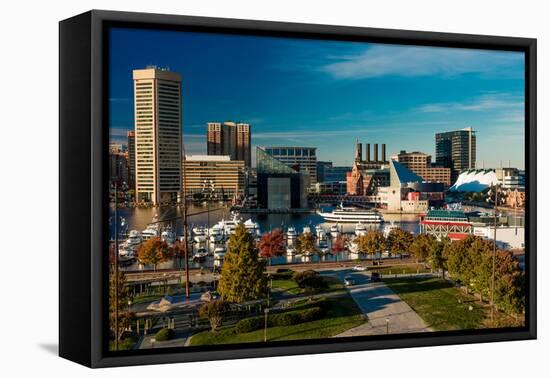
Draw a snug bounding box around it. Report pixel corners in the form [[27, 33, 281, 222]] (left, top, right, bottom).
[[383, 221, 400, 237], [330, 224, 340, 238], [355, 222, 368, 236], [141, 226, 158, 240], [315, 225, 327, 241], [348, 241, 360, 255], [286, 226, 297, 240], [193, 247, 208, 261], [303, 226, 311, 235], [318, 204, 384, 223], [125, 230, 142, 248], [141, 215, 160, 240], [243, 218, 261, 238], [118, 247, 136, 262], [318, 240, 330, 255], [209, 225, 224, 243], [193, 226, 208, 243], [214, 246, 227, 260], [161, 228, 176, 245]]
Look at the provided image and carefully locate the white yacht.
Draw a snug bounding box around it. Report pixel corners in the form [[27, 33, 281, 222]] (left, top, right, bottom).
[[141, 226, 158, 241], [193, 226, 208, 243], [141, 215, 160, 240], [329, 224, 340, 238], [193, 247, 208, 260], [348, 241, 360, 255], [318, 204, 384, 223], [209, 225, 224, 243], [243, 218, 261, 238], [118, 248, 136, 263], [355, 222, 368, 236], [315, 225, 327, 241], [161, 229, 176, 245], [125, 230, 142, 248], [286, 226, 297, 240], [383, 221, 400, 238], [318, 240, 330, 255], [214, 246, 227, 260]]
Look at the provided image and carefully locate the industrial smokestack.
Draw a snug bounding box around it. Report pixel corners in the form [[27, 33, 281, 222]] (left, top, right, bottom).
[[382, 144, 386, 163], [355, 140, 362, 161], [366, 143, 371, 162], [374, 143, 378, 162]]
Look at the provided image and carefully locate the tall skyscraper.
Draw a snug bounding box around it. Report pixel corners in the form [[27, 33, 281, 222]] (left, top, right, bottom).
[[207, 121, 251, 167], [435, 127, 476, 182], [127, 131, 135, 190], [133, 67, 182, 205]]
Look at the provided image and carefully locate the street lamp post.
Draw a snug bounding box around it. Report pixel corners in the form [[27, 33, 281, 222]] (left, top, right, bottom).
[[386, 317, 389, 335], [127, 299, 132, 331], [264, 308, 270, 342]]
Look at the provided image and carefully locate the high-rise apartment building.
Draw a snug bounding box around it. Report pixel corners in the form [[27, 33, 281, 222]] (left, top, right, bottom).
[[127, 131, 135, 189], [435, 127, 476, 182], [182, 155, 245, 198], [396, 150, 451, 186], [207, 121, 251, 167], [133, 67, 182, 205], [262, 146, 317, 186]]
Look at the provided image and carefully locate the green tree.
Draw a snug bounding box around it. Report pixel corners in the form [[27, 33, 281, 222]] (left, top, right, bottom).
[[293, 270, 328, 299], [356, 230, 385, 260], [410, 233, 436, 262], [218, 224, 267, 303], [137, 237, 173, 271], [109, 270, 134, 345], [198, 300, 228, 332], [429, 237, 450, 278], [494, 250, 525, 314], [296, 232, 316, 255], [386, 228, 414, 256], [258, 228, 285, 264]]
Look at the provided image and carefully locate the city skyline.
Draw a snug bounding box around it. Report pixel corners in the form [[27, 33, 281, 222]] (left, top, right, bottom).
[[109, 27, 525, 168]]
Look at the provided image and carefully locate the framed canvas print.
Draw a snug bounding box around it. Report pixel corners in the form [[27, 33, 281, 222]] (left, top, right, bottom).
[[59, 10, 536, 368]]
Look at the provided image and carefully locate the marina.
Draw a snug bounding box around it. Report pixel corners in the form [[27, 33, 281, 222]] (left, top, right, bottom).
[[110, 202, 524, 272], [110, 203, 422, 272]]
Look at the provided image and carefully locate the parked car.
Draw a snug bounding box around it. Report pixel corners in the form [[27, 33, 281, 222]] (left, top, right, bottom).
[[370, 272, 381, 282], [353, 265, 368, 272], [344, 276, 356, 286]]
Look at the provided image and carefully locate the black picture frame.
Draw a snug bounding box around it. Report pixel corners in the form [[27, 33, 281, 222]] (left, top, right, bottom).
[[59, 9, 537, 368]]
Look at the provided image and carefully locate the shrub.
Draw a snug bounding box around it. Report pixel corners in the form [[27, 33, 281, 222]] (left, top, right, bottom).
[[269, 311, 301, 327], [154, 328, 175, 341], [299, 307, 323, 322], [276, 268, 292, 274], [235, 316, 264, 333]]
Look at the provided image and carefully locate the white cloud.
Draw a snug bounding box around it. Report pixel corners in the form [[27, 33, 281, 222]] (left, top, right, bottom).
[[416, 93, 524, 114], [320, 45, 523, 80]]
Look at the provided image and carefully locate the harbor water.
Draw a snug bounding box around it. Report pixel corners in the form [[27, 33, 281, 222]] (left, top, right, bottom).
[[109, 203, 422, 271]]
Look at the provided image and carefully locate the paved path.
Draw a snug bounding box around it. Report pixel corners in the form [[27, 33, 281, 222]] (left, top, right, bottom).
[[325, 270, 431, 337]]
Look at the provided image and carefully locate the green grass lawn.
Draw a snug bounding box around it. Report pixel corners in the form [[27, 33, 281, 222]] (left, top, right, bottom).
[[189, 295, 366, 346], [383, 277, 487, 331]]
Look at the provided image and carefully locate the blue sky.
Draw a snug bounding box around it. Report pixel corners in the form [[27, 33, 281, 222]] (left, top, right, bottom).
[[109, 28, 525, 168]]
